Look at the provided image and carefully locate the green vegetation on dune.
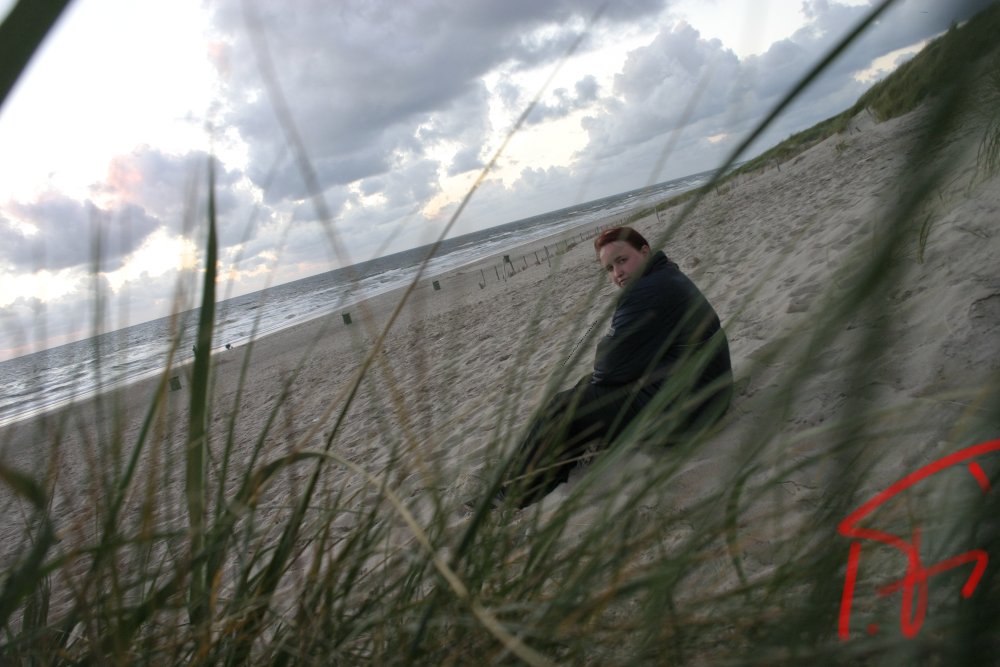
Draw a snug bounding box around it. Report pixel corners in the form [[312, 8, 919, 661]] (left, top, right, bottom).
[[859, 4, 1000, 121]]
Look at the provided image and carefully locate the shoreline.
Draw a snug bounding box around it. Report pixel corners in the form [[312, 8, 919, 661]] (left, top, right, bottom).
[[0, 214, 617, 439]]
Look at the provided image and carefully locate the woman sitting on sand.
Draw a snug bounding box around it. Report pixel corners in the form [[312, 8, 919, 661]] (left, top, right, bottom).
[[494, 226, 733, 509]]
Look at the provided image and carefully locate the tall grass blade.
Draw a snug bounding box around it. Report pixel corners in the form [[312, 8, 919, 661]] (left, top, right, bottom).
[[186, 157, 218, 630], [0, 464, 56, 628], [0, 0, 73, 112]]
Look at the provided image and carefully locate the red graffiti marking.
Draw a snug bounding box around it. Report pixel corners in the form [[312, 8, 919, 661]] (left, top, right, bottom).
[[837, 439, 1000, 640]]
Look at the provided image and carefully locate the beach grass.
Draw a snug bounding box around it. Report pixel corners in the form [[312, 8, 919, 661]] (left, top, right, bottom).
[[2, 0, 1000, 664]]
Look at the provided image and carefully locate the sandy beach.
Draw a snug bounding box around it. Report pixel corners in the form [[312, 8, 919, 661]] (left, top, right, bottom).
[[2, 99, 999, 644]]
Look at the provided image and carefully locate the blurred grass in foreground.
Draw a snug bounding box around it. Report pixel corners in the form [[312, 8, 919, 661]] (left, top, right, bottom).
[[1, 0, 1000, 664]]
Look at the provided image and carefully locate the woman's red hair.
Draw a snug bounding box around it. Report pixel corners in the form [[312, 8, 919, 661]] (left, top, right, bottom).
[[594, 226, 650, 254]]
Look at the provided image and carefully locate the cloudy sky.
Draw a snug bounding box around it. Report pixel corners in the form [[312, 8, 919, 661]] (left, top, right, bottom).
[[0, 0, 993, 360]]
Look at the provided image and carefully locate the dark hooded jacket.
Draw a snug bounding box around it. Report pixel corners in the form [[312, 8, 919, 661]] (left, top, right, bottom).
[[592, 251, 732, 411]]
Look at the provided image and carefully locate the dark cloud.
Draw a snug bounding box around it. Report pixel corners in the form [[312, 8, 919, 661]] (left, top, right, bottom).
[[495, 77, 524, 110], [289, 186, 352, 224], [96, 147, 242, 221], [359, 178, 384, 197], [90, 145, 269, 258], [2, 195, 160, 272], [448, 146, 484, 176], [526, 75, 603, 126], [276, 155, 442, 264], [382, 158, 441, 208], [575, 75, 600, 103], [206, 0, 992, 219], [573, 21, 744, 177], [208, 0, 668, 205], [0, 212, 12, 271], [456, 0, 665, 27], [313, 152, 390, 190], [92, 146, 243, 233], [417, 80, 491, 146]]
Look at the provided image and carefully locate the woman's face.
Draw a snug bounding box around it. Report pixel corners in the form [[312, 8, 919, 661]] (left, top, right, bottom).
[[598, 241, 650, 289]]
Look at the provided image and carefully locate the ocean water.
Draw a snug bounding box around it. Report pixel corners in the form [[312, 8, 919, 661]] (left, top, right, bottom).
[[0, 171, 711, 427]]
